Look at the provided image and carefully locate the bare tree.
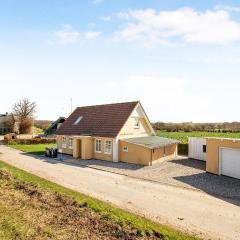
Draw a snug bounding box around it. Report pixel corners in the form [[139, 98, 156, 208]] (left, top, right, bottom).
[[13, 98, 36, 134]]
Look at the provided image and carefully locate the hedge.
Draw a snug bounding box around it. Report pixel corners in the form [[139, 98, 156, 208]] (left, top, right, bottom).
[[178, 143, 188, 156], [4, 138, 56, 145]]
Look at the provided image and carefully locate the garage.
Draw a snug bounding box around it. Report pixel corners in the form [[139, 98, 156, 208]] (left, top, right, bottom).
[[206, 138, 240, 180], [119, 136, 180, 166], [220, 148, 240, 179]]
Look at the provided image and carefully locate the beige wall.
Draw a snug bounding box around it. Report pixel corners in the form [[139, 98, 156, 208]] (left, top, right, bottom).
[[57, 135, 73, 155], [119, 113, 152, 138], [57, 135, 114, 161], [206, 138, 240, 175], [93, 137, 114, 161], [57, 134, 177, 166], [152, 144, 177, 163], [73, 137, 93, 159], [119, 140, 152, 166], [82, 137, 94, 159], [119, 140, 178, 166]]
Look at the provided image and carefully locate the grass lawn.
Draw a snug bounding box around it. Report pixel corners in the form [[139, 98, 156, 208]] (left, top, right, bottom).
[[8, 144, 56, 155], [0, 160, 200, 240], [157, 131, 240, 144]]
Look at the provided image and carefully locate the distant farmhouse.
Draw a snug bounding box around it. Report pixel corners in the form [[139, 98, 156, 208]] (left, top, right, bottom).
[[0, 113, 19, 135], [45, 117, 66, 135]]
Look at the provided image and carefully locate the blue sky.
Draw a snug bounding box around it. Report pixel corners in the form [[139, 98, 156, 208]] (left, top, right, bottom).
[[1, 0, 240, 122]]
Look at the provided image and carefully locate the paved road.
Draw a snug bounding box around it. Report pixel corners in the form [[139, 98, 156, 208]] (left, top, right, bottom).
[[0, 145, 239, 240]]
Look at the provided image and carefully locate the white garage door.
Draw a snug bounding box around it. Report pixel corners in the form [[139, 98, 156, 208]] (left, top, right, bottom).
[[220, 148, 240, 179]]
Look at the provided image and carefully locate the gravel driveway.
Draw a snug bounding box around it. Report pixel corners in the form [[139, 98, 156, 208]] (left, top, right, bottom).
[[65, 156, 240, 201]]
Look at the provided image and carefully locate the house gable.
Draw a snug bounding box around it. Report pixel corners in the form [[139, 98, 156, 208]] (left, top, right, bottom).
[[118, 103, 155, 139]]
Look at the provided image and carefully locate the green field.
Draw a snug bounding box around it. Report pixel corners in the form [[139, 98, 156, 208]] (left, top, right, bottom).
[[157, 131, 240, 144], [9, 144, 56, 155], [0, 161, 199, 240]]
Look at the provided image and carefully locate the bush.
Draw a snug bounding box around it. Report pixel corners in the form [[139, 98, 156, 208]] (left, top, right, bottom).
[[19, 118, 33, 134], [4, 133, 17, 141], [178, 143, 188, 155], [4, 138, 56, 145]]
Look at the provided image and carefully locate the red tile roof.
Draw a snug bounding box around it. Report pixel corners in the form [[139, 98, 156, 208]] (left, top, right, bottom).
[[57, 101, 139, 137]]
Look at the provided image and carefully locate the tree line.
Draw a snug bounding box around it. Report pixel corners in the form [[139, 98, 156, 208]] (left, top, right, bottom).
[[152, 122, 240, 132]]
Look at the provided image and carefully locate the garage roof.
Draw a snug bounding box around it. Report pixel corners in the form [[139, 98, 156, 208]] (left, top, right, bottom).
[[122, 136, 180, 149], [206, 137, 240, 142]]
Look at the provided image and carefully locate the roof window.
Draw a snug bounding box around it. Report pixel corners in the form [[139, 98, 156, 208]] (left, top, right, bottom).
[[74, 116, 83, 125]]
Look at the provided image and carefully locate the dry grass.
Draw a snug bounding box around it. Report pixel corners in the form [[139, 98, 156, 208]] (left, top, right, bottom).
[[0, 169, 164, 240], [0, 161, 200, 240]]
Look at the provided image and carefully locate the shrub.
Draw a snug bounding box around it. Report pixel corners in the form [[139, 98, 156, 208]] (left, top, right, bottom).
[[19, 118, 33, 134], [178, 143, 188, 155], [4, 138, 56, 145]]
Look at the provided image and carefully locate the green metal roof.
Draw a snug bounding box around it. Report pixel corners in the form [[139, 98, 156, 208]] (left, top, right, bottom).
[[122, 136, 180, 149]]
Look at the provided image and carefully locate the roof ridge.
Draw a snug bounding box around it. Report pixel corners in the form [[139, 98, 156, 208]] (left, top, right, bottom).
[[57, 101, 140, 137], [76, 101, 139, 109]]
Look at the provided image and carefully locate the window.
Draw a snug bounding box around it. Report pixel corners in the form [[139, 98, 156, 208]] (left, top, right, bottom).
[[105, 140, 112, 154], [122, 146, 128, 152], [203, 145, 207, 153], [95, 139, 102, 153], [68, 138, 73, 149], [74, 116, 83, 125], [133, 117, 140, 129], [62, 136, 67, 148]]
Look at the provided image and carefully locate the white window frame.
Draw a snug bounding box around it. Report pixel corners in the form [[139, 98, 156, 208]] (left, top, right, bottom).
[[74, 116, 83, 125], [122, 146, 128, 152], [133, 117, 140, 129], [104, 140, 112, 154], [68, 137, 73, 149], [95, 139, 102, 153], [62, 136, 67, 148]]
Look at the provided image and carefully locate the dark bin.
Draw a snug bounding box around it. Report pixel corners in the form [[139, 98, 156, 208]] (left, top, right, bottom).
[[49, 148, 53, 158], [45, 148, 50, 157], [52, 148, 58, 158], [45, 148, 58, 158]]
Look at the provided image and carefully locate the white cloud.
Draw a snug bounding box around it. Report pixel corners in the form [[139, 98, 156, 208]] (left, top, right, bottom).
[[121, 75, 187, 93], [100, 15, 112, 21], [53, 25, 101, 44], [215, 5, 240, 13], [84, 31, 101, 39], [54, 25, 80, 44], [106, 75, 225, 122], [106, 75, 195, 121], [117, 11, 130, 20], [88, 22, 96, 27], [92, 0, 103, 5], [115, 8, 240, 46]]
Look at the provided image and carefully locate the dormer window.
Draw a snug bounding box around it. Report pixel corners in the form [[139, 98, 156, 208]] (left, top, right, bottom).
[[74, 116, 83, 125]]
